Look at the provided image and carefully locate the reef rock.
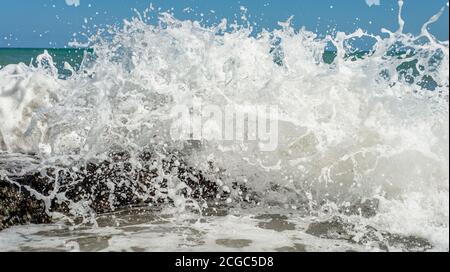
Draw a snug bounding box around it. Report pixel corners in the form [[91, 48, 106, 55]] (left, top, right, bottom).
[[0, 150, 232, 230]]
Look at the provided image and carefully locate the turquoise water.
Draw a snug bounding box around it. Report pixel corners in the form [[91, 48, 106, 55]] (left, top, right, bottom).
[[0, 48, 91, 75]]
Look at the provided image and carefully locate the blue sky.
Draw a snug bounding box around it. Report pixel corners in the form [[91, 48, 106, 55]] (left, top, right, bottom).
[[0, 0, 448, 48]]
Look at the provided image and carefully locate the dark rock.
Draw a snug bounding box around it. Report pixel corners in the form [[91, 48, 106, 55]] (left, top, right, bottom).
[[0, 149, 240, 231], [275, 243, 307, 252], [254, 214, 296, 232], [0, 179, 51, 230], [305, 216, 353, 241], [340, 198, 380, 218], [305, 216, 433, 252]]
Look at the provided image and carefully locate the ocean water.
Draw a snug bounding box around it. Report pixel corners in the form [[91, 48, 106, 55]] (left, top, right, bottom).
[[0, 2, 448, 252]]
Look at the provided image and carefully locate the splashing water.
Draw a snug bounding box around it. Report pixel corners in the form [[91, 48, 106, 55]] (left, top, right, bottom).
[[0, 2, 448, 251]]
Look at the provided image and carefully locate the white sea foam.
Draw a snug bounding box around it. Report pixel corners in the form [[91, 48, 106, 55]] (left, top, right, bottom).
[[65, 0, 80, 7], [365, 0, 381, 7]]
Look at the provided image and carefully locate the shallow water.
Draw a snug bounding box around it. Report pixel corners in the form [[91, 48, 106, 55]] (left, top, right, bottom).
[[0, 206, 440, 252]]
